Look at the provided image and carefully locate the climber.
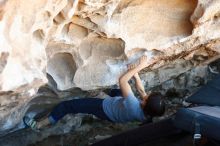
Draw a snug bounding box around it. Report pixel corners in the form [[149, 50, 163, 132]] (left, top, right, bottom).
[[23, 56, 165, 131]]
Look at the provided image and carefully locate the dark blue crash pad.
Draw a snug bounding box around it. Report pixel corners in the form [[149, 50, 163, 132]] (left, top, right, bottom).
[[186, 75, 220, 106], [174, 106, 220, 141]]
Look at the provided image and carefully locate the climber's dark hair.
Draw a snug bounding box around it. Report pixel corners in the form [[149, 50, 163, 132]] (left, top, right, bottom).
[[143, 92, 165, 117]]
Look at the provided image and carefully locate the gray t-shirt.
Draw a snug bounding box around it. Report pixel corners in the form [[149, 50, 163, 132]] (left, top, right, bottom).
[[102, 92, 146, 123]]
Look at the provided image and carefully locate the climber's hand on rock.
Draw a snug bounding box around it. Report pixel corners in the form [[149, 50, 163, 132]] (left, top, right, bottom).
[[138, 56, 148, 68], [127, 64, 139, 77], [127, 63, 138, 70]]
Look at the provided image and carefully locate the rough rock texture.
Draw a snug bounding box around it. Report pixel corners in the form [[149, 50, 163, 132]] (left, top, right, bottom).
[[1, 0, 220, 136], [0, 65, 218, 146]]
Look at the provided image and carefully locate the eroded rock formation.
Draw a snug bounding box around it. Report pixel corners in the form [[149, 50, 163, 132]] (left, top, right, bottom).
[[0, 0, 220, 136]]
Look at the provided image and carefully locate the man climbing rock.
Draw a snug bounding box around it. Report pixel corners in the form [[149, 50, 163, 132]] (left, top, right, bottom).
[[23, 56, 165, 131]]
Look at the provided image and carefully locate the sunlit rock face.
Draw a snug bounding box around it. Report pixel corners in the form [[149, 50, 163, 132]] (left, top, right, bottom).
[[0, 0, 220, 135]]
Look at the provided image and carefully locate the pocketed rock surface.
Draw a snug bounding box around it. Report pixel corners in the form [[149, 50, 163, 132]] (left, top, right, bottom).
[[1, 0, 220, 139]]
